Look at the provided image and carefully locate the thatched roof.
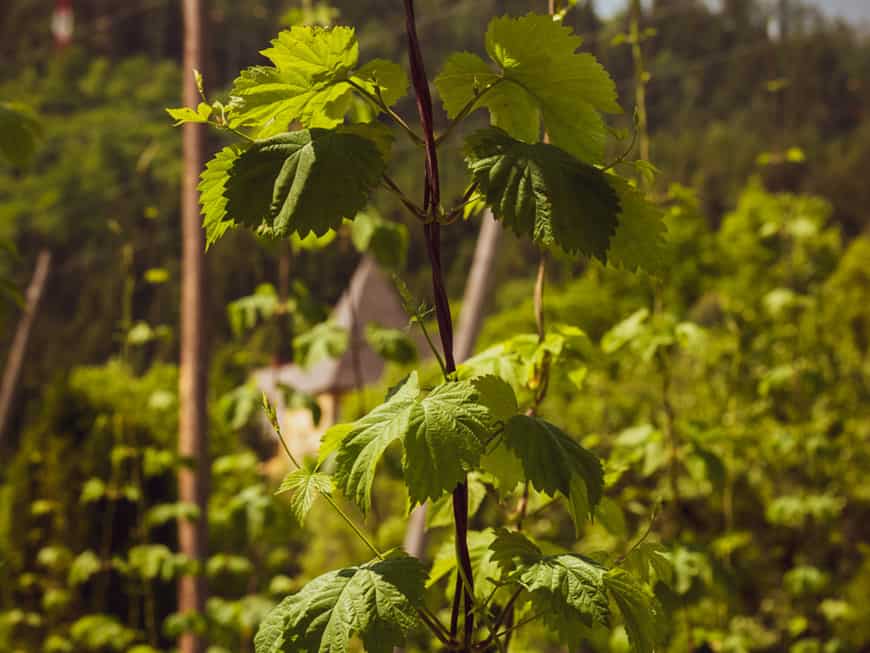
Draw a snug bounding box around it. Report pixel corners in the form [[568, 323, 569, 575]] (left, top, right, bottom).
[[254, 256, 426, 398]]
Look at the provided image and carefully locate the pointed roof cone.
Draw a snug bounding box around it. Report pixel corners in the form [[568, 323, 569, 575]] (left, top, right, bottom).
[[255, 255, 431, 399]]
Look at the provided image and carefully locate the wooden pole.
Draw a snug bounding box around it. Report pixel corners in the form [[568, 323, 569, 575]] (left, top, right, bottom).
[[453, 211, 502, 363], [178, 1, 209, 651], [0, 249, 51, 447]]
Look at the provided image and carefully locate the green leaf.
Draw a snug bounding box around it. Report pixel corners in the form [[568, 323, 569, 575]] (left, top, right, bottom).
[[480, 440, 525, 496], [351, 59, 409, 107], [80, 478, 107, 504], [228, 26, 407, 135], [333, 373, 419, 514], [625, 542, 673, 587], [489, 528, 543, 572], [365, 324, 417, 364], [276, 467, 332, 524], [127, 545, 192, 582], [350, 211, 409, 270], [255, 596, 294, 653], [292, 228, 337, 251], [254, 551, 426, 653], [318, 422, 354, 465], [70, 615, 137, 651], [262, 26, 358, 75], [229, 26, 358, 132], [206, 554, 254, 578], [435, 52, 539, 143], [604, 568, 666, 653], [402, 379, 491, 505], [144, 502, 201, 529], [567, 476, 591, 530], [337, 123, 394, 160], [487, 14, 619, 162], [333, 373, 495, 512], [224, 128, 386, 238], [606, 177, 669, 274], [596, 496, 628, 537], [294, 320, 349, 367], [68, 551, 102, 586], [458, 341, 527, 394], [465, 127, 620, 259], [470, 374, 518, 423], [198, 145, 242, 248], [165, 103, 212, 126], [231, 65, 352, 134], [601, 308, 650, 354], [435, 14, 619, 163], [0, 101, 42, 167], [491, 530, 610, 639], [503, 415, 603, 525], [226, 284, 280, 336]]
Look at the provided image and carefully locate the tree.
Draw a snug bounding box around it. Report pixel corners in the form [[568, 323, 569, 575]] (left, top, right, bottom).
[[177, 2, 209, 652]]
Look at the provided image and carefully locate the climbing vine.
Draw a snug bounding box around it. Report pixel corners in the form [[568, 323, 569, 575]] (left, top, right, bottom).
[[169, 3, 669, 651]]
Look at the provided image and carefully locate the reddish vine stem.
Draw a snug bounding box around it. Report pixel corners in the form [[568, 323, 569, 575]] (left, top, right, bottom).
[[402, 0, 474, 648]]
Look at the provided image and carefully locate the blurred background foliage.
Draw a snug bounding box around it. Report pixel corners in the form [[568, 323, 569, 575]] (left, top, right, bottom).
[[0, 0, 869, 651]]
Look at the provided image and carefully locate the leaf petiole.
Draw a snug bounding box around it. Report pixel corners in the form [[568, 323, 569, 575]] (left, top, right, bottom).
[[412, 305, 448, 379], [616, 500, 660, 565], [263, 393, 384, 561], [381, 174, 428, 220], [601, 109, 640, 172], [347, 78, 424, 146], [221, 124, 255, 143], [434, 78, 505, 147], [444, 182, 480, 222]]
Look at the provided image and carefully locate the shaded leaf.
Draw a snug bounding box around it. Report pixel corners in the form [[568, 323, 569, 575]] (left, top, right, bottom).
[[607, 177, 669, 274], [294, 320, 349, 367], [605, 568, 666, 653], [0, 101, 42, 167], [465, 127, 620, 259], [351, 211, 409, 270], [225, 129, 385, 237], [503, 415, 603, 525], [490, 530, 610, 641], [365, 324, 417, 364]]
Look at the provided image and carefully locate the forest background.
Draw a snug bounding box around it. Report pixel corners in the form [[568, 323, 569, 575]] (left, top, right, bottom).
[[1, 1, 869, 652]]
